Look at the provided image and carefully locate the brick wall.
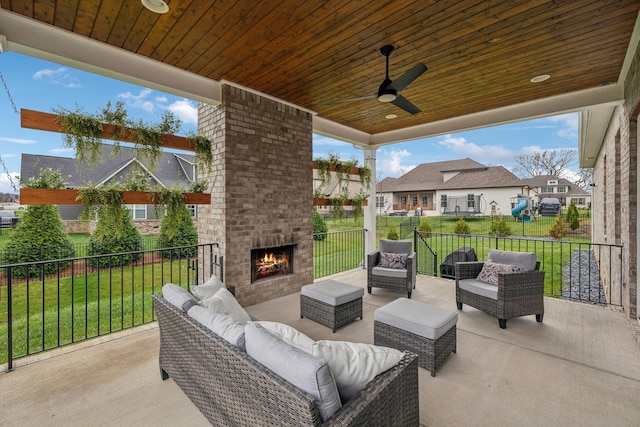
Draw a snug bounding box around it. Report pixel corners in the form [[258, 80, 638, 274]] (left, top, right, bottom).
[[198, 85, 314, 306], [593, 40, 640, 320]]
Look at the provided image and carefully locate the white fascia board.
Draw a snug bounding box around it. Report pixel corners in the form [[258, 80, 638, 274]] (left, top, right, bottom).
[[369, 84, 624, 147], [312, 116, 372, 148], [0, 10, 221, 105]]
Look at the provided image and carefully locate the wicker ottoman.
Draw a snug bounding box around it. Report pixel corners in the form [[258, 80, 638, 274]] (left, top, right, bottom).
[[300, 280, 364, 332], [374, 298, 457, 376]]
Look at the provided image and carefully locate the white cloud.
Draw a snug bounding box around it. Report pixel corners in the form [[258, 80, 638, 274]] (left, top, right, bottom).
[[32, 67, 82, 88], [546, 113, 579, 140], [49, 147, 75, 154], [0, 137, 37, 144], [0, 171, 20, 194], [166, 99, 198, 125], [377, 148, 416, 177], [436, 134, 514, 164], [117, 88, 155, 112]]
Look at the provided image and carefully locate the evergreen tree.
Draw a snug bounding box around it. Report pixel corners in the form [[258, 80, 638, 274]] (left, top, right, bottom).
[[88, 205, 143, 268], [313, 208, 328, 240], [158, 204, 199, 257]]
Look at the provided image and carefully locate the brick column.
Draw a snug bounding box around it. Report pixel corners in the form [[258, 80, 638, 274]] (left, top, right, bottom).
[[197, 85, 314, 306]]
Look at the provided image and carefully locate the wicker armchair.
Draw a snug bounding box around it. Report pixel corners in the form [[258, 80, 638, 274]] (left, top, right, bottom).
[[367, 239, 416, 299], [455, 249, 545, 329]]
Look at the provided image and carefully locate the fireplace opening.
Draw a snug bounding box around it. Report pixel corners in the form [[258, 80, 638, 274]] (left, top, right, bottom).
[[251, 245, 295, 283]]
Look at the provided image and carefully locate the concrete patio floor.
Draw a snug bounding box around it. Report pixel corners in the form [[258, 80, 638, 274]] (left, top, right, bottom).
[[2, 269, 640, 426]]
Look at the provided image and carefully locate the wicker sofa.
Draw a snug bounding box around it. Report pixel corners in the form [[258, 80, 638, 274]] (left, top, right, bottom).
[[455, 249, 545, 329], [153, 293, 419, 426]]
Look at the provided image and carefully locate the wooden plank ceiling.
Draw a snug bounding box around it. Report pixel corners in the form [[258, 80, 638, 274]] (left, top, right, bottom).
[[2, 0, 639, 136]]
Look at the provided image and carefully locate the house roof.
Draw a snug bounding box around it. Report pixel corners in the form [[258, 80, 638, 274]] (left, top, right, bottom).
[[376, 158, 522, 192], [21, 144, 195, 190], [521, 175, 590, 196], [2, 3, 639, 168]]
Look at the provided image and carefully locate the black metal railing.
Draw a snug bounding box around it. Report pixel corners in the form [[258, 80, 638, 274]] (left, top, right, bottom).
[[1, 243, 222, 371], [415, 231, 623, 307], [313, 229, 365, 278]]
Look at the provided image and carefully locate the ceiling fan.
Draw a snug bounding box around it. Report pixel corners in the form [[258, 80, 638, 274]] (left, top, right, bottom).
[[330, 45, 427, 115]]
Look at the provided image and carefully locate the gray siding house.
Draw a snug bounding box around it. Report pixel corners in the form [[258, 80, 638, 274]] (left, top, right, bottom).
[[21, 144, 197, 222]]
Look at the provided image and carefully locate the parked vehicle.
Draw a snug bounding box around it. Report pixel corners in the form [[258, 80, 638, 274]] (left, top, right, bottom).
[[0, 211, 19, 229]]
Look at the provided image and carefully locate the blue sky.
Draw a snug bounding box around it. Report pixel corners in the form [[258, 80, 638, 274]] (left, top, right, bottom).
[[0, 52, 580, 194]]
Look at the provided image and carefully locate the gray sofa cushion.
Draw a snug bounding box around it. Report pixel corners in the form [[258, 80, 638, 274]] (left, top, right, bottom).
[[487, 250, 537, 272], [187, 305, 246, 350], [162, 283, 199, 312], [458, 278, 498, 300], [378, 239, 412, 254], [245, 323, 342, 422]]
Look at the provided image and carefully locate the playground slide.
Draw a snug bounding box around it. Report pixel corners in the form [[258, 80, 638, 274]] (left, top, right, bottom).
[[511, 199, 531, 222]]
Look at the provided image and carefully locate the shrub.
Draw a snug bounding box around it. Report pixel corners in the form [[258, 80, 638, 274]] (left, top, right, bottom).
[[88, 205, 143, 268], [4, 169, 75, 278], [489, 215, 512, 237], [386, 229, 399, 240], [453, 217, 471, 235], [158, 205, 198, 258], [566, 201, 580, 231], [3, 205, 75, 278], [548, 214, 567, 239], [416, 218, 432, 233], [313, 208, 328, 240]]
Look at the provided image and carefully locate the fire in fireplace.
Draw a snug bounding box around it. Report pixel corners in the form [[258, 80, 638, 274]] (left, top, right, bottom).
[[251, 245, 295, 283]]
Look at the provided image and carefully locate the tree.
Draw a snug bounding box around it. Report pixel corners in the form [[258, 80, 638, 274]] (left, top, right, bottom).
[[489, 215, 512, 237], [453, 217, 471, 235], [514, 149, 577, 178], [88, 205, 143, 268], [313, 208, 328, 240], [4, 169, 75, 278], [158, 204, 198, 257], [566, 201, 580, 231], [573, 168, 594, 191]]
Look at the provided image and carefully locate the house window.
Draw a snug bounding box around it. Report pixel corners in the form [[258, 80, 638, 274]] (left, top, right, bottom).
[[547, 180, 558, 186], [440, 195, 447, 207], [574, 198, 585, 206], [541, 187, 554, 193], [467, 194, 475, 208], [376, 196, 385, 207], [187, 204, 197, 218], [557, 186, 567, 193], [411, 196, 418, 206], [401, 196, 407, 205], [422, 196, 428, 206], [126, 204, 147, 220]]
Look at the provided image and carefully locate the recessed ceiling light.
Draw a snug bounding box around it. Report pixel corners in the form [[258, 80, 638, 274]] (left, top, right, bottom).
[[530, 74, 550, 83], [385, 114, 397, 119], [141, 0, 169, 14]]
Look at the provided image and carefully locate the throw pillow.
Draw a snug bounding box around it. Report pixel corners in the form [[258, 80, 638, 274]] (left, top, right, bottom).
[[476, 261, 521, 285], [187, 305, 246, 349], [161, 283, 199, 312], [190, 274, 225, 300], [255, 321, 316, 354], [378, 252, 408, 269], [245, 323, 342, 421], [311, 340, 404, 402], [199, 288, 251, 324]]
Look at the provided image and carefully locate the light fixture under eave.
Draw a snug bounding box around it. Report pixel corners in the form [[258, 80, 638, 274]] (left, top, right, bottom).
[[385, 114, 397, 119], [530, 74, 550, 83], [141, 0, 169, 14]]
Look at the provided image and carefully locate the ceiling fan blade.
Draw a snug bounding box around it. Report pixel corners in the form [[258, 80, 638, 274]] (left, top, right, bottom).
[[328, 94, 376, 105], [388, 63, 427, 91], [391, 94, 421, 115]]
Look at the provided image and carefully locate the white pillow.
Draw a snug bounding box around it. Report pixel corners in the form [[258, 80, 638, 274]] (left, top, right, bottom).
[[256, 321, 315, 353], [187, 305, 246, 349], [162, 283, 198, 312], [199, 288, 251, 324], [312, 340, 404, 402], [191, 275, 225, 300]]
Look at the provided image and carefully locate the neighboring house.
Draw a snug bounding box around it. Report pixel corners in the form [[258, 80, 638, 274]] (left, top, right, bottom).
[[313, 169, 367, 216], [521, 175, 591, 209], [20, 144, 198, 229], [375, 158, 525, 217]]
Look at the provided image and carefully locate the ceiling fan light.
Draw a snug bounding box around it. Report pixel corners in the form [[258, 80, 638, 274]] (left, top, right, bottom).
[[141, 0, 169, 14], [378, 93, 397, 103]]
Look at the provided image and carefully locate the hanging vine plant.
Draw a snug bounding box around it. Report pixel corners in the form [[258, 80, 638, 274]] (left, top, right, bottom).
[[313, 152, 372, 208], [77, 183, 127, 237], [52, 101, 213, 172]]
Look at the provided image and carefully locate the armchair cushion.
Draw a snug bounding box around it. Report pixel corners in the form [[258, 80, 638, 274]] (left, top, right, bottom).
[[371, 266, 409, 279], [487, 250, 537, 272], [458, 278, 498, 300], [378, 239, 412, 254], [379, 252, 408, 269], [476, 261, 521, 285]]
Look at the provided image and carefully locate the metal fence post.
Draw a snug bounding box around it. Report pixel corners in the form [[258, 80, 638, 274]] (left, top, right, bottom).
[[7, 267, 13, 372]]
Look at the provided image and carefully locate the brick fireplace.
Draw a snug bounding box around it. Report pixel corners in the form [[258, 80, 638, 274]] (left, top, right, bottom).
[[197, 85, 314, 306]]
